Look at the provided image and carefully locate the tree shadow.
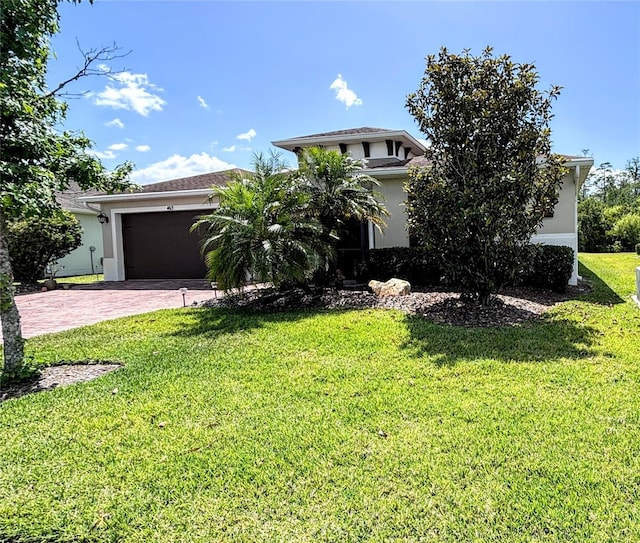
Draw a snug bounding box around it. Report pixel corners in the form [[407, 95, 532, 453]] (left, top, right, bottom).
[[578, 261, 625, 305], [167, 304, 329, 340], [401, 312, 600, 368]]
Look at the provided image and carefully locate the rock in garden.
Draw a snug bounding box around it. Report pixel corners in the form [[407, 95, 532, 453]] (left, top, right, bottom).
[[368, 278, 411, 297]]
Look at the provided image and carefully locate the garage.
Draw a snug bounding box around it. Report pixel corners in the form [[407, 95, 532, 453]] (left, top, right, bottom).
[[122, 210, 208, 279]]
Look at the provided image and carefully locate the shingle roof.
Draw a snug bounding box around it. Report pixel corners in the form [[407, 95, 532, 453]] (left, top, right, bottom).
[[136, 169, 250, 193], [56, 182, 101, 212], [365, 155, 430, 170], [286, 127, 395, 140]]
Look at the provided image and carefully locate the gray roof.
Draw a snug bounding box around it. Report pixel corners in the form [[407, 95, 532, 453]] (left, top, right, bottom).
[[56, 182, 101, 212], [287, 127, 395, 140], [135, 169, 251, 193]]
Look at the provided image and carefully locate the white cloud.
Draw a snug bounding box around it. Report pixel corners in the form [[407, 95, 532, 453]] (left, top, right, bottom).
[[417, 138, 431, 148], [223, 145, 236, 152], [93, 71, 166, 116], [105, 118, 125, 129], [130, 153, 236, 185], [108, 142, 128, 151], [237, 129, 256, 141], [136, 145, 151, 152], [88, 149, 117, 160], [197, 95, 210, 109], [330, 74, 363, 109]]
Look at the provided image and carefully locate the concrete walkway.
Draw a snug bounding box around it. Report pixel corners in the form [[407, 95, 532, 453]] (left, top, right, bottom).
[[4, 280, 220, 339]]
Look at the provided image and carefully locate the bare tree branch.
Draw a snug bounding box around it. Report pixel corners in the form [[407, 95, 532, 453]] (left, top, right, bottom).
[[45, 39, 131, 98]]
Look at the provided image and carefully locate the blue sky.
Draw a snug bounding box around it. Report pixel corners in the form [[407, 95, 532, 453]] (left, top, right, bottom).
[[48, 1, 640, 185]]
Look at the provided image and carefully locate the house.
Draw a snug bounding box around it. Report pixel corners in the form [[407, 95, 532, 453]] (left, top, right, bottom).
[[82, 170, 248, 280], [86, 127, 592, 285], [273, 127, 593, 286], [55, 183, 105, 277]]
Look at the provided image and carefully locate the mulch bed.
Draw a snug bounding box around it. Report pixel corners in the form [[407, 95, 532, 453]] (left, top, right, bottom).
[[202, 283, 590, 327], [1, 362, 120, 403]]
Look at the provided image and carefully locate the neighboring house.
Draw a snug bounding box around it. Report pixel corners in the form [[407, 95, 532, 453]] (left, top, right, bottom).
[[87, 127, 592, 285], [56, 183, 104, 277]]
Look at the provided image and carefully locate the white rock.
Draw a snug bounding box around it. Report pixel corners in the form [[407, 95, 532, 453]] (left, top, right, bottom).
[[368, 278, 411, 297]]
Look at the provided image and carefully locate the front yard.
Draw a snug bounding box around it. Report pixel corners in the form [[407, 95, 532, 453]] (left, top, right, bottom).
[[0, 254, 638, 542]]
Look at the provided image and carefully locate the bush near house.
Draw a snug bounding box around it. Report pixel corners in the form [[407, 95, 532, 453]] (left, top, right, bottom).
[[7, 211, 82, 284], [365, 244, 574, 292]]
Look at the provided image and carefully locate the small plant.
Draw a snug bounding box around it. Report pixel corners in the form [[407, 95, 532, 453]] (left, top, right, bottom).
[[636, 243, 640, 256]]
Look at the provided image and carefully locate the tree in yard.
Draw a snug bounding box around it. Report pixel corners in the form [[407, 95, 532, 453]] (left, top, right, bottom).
[[405, 47, 567, 305], [192, 152, 326, 291], [293, 147, 388, 282], [8, 210, 83, 284], [1, 0, 133, 377]]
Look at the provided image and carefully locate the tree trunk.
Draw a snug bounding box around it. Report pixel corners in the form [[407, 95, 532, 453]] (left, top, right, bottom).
[[0, 215, 24, 374]]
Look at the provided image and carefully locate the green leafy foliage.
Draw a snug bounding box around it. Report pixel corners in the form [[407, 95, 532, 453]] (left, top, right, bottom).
[[0, 0, 135, 372], [192, 152, 326, 291], [517, 244, 574, 292], [8, 210, 82, 283], [195, 148, 389, 291], [405, 47, 567, 304], [366, 244, 574, 292], [610, 214, 640, 251], [578, 197, 611, 251], [365, 247, 443, 285]]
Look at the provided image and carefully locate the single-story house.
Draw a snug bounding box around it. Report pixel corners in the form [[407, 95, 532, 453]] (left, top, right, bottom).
[[56, 182, 105, 277], [85, 127, 593, 285]]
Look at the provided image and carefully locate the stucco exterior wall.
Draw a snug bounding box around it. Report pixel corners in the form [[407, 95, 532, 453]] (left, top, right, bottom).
[[372, 177, 410, 248], [56, 211, 104, 277], [537, 171, 576, 235]]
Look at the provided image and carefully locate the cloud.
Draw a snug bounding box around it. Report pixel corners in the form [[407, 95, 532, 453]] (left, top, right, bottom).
[[105, 118, 125, 129], [197, 95, 210, 109], [330, 74, 363, 109], [108, 143, 128, 151], [237, 129, 256, 141], [223, 145, 236, 152], [88, 150, 117, 160], [130, 152, 236, 185], [92, 71, 166, 116], [136, 145, 151, 152]]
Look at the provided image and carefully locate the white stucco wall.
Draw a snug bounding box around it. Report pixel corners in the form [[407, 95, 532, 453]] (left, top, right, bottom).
[[372, 177, 410, 249], [56, 211, 104, 277]]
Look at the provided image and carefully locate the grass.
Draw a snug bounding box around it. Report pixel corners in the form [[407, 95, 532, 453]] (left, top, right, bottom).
[[56, 273, 104, 284], [0, 253, 639, 542]]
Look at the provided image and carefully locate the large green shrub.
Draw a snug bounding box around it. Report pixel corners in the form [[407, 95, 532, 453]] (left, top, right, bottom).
[[610, 214, 640, 251], [517, 244, 574, 292], [8, 210, 82, 283], [366, 244, 573, 292], [578, 197, 611, 252], [365, 247, 443, 286]]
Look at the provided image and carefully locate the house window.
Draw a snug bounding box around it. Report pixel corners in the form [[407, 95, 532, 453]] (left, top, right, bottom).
[[543, 209, 554, 218], [395, 141, 402, 156], [339, 143, 347, 155], [362, 142, 370, 158], [404, 147, 411, 159], [385, 140, 394, 156]]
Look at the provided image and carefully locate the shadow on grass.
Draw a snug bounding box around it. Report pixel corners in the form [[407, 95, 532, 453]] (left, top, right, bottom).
[[401, 313, 600, 367], [578, 261, 625, 305], [168, 305, 325, 339]]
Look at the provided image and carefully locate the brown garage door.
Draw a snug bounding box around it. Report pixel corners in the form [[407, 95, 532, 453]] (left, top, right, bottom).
[[122, 210, 208, 279]]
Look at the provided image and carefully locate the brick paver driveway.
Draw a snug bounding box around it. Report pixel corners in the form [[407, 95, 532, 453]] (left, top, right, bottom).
[[4, 280, 219, 339]]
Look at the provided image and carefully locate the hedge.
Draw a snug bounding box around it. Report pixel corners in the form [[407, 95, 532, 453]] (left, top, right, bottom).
[[365, 244, 574, 292]]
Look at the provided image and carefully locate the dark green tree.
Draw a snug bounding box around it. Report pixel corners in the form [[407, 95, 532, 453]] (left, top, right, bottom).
[[578, 197, 610, 251], [405, 47, 567, 304], [8, 211, 82, 284], [1, 0, 133, 375]]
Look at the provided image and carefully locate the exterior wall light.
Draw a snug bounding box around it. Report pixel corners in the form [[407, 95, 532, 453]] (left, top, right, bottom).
[[97, 212, 109, 224]]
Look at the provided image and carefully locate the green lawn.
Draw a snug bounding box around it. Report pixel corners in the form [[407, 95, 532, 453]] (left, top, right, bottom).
[[1, 254, 638, 542]]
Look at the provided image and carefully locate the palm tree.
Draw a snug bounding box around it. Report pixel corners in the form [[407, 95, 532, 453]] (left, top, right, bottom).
[[293, 147, 389, 280], [192, 152, 326, 291]]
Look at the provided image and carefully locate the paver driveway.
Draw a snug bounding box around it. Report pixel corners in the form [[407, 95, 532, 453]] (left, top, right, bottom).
[[4, 280, 219, 339]]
